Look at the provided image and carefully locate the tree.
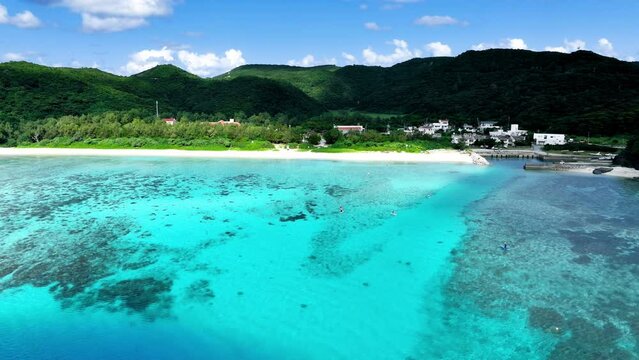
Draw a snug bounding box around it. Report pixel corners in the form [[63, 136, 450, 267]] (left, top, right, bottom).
[[0, 122, 13, 145], [323, 128, 341, 145], [307, 132, 321, 146], [613, 136, 639, 169]]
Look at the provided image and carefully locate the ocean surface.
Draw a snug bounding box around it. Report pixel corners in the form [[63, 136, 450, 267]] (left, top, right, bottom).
[[0, 157, 637, 360]]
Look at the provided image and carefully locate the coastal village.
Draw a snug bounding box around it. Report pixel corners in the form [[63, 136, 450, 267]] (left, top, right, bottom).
[[162, 116, 567, 149], [332, 119, 569, 150], [150, 114, 627, 174]]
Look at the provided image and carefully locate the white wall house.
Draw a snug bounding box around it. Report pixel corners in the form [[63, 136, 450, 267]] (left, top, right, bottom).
[[462, 124, 476, 132], [419, 119, 449, 135], [479, 121, 499, 131], [490, 124, 528, 137], [432, 119, 450, 132], [507, 124, 528, 137], [534, 133, 566, 145], [417, 124, 435, 135]]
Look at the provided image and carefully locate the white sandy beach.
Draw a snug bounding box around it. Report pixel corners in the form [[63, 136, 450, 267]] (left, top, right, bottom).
[[0, 147, 490, 165]]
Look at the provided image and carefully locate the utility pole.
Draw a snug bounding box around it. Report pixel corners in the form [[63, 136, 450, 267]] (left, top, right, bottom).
[[156, 101, 159, 118]]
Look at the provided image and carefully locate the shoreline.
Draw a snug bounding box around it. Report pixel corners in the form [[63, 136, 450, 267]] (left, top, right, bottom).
[[0, 147, 490, 165], [565, 166, 639, 179], [524, 162, 639, 179]]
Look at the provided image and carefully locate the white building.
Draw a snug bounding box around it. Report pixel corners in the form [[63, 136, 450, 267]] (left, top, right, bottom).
[[479, 121, 499, 131], [417, 124, 435, 135], [507, 124, 528, 137], [533, 133, 566, 146], [432, 119, 450, 132], [490, 124, 528, 137], [418, 119, 449, 135], [452, 133, 487, 146], [462, 124, 476, 132]]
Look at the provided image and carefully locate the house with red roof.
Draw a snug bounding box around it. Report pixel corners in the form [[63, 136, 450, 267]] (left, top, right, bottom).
[[334, 125, 365, 134], [210, 119, 241, 126]]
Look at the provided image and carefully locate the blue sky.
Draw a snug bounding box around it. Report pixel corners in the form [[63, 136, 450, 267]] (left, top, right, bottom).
[[1, 0, 638, 76]]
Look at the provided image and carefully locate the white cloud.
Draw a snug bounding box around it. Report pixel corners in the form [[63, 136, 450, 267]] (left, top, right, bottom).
[[625, 56, 636, 62], [544, 39, 586, 53], [342, 52, 357, 64], [415, 15, 459, 27], [359, 4, 368, 10], [544, 46, 568, 53], [2, 52, 25, 61], [123, 46, 174, 74], [425, 42, 452, 57], [364, 22, 380, 31], [178, 49, 246, 76], [362, 39, 422, 66], [54, 0, 173, 18], [472, 38, 528, 51], [508, 38, 528, 50], [288, 54, 317, 67], [597, 38, 615, 56], [82, 13, 146, 32], [122, 46, 247, 76], [0, 4, 41, 28], [42, 0, 174, 32], [287, 54, 337, 67]]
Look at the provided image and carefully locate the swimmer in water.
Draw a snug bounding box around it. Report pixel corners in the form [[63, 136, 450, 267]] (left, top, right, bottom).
[[391, 210, 397, 216], [500, 243, 508, 252], [339, 206, 344, 213]]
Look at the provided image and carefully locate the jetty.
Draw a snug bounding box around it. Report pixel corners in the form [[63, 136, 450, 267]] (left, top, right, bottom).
[[473, 149, 539, 159], [471, 148, 619, 174]]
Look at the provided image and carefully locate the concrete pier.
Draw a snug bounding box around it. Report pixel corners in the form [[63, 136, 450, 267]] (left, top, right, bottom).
[[473, 149, 539, 159]]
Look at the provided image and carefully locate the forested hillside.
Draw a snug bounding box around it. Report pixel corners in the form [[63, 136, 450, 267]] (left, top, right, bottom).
[[222, 50, 639, 135], [0, 62, 322, 123], [2, 49, 639, 136]]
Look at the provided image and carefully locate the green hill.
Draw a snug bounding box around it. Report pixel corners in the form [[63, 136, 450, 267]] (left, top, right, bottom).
[[219, 50, 639, 135], [2, 49, 639, 135], [0, 62, 323, 123], [220, 65, 353, 107]]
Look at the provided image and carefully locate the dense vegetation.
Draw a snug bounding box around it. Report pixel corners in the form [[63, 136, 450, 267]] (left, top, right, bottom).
[[223, 50, 639, 135], [2, 49, 639, 141], [613, 136, 639, 169], [0, 112, 453, 152], [0, 62, 322, 124]]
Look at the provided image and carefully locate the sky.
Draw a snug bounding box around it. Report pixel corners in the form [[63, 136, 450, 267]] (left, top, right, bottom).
[[1, 0, 638, 77]]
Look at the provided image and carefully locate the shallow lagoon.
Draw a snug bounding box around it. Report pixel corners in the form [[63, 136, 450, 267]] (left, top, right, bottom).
[[0, 157, 637, 359]]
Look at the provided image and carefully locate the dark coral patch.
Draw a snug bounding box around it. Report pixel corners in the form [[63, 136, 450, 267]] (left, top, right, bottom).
[[97, 278, 173, 313], [560, 230, 625, 257], [325, 185, 351, 198], [572, 255, 592, 265], [548, 318, 627, 360], [528, 307, 565, 334], [280, 212, 307, 222], [187, 280, 215, 301]]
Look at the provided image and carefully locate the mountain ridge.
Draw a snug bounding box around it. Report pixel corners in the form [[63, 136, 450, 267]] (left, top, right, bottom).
[[2, 49, 639, 135]]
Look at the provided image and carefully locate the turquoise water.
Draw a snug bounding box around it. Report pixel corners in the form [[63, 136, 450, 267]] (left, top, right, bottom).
[[0, 157, 637, 359]]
